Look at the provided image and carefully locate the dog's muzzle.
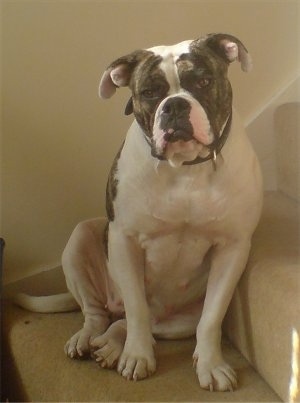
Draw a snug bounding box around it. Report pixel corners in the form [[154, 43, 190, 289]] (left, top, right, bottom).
[[148, 93, 232, 168], [150, 94, 211, 167]]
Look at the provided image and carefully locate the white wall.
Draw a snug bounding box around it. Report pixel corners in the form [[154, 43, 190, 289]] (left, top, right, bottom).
[[1, 0, 299, 284]]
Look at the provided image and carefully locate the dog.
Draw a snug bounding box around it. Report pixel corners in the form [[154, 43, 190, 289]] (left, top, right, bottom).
[[15, 33, 263, 392]]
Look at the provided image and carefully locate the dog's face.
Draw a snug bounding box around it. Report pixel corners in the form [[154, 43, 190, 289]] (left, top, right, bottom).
[[100, 34, 252, 167]]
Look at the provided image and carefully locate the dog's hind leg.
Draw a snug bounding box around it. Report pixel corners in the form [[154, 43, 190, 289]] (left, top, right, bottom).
[[62, 218, 111, 359]]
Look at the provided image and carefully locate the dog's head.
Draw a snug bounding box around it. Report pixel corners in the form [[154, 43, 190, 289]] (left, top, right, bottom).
[[99, 33, 252, 167]]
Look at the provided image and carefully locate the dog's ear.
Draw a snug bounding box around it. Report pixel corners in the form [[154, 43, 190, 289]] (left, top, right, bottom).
[[99, 50, 149, 99], [193, 33, 252, 72]]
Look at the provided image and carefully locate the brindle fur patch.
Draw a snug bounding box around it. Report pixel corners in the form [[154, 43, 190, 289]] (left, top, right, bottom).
[[106, 142, 124, 222], [177, 40, 233, 136], [129, 54, 167, 138]]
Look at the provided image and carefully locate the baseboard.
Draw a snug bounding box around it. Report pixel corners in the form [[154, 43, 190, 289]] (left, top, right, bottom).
[[246, 74, 300, 191]]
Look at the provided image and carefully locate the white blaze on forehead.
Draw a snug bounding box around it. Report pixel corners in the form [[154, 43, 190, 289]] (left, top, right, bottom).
[[148, 40, 192, 94], [147, 40, 192, 60]]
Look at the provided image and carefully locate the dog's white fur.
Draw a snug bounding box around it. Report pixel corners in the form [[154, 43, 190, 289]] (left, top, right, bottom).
[[15, 37, 263, 392]]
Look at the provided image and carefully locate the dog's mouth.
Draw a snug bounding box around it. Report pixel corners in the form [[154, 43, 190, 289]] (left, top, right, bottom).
[[151, 125, 213, 168], [163, 128, 193, 143], [154, 137, 211, 168]]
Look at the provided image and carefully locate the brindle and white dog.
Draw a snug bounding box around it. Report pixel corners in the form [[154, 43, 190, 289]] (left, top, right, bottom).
[[16, 33, 263, 392]]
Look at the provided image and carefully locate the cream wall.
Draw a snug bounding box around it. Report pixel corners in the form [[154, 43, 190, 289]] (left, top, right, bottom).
[[1, 0, 299, 284]]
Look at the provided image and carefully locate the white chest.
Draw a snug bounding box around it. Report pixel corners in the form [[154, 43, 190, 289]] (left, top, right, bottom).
[[115, 156, 230, 237]]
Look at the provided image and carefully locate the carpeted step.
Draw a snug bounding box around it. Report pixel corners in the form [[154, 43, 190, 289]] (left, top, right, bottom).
[[2, 299, 280, 402]]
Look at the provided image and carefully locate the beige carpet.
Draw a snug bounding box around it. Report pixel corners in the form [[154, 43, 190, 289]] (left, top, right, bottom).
[[2, 299, 280, 402]]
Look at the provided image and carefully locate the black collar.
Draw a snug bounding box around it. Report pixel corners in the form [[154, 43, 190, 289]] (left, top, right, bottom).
[[144, 110, 232, 169]]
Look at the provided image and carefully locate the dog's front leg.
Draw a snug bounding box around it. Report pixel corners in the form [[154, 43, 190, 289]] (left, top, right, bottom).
[[194, 239, 251, 391], [108, 221, 156, 381]]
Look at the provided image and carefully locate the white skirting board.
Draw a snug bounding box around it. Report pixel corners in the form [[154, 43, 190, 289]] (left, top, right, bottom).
[[246, 75, 300, 191]]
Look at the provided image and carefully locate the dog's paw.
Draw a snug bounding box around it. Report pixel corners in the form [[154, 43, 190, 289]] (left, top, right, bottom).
[[117, 339, 156, 381], [65, 318, 109, 359], [193, 354, 237, 392], [90, 321, 126, 369], [64, 329, 92, 359]]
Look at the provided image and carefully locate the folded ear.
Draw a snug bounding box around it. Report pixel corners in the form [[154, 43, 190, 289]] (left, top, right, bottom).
[[99, 50, 149, 99], [194, 33, 253, 72]]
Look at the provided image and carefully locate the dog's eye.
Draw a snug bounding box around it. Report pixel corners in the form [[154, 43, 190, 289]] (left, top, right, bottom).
[[195, 78, 211, 89], [142, 89, 155, 99], [141, 85, 166, 100]]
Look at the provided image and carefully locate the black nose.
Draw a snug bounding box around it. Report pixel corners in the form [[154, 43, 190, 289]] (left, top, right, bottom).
[[160, 97, 193, 142], [161, 97, 191, 116]]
